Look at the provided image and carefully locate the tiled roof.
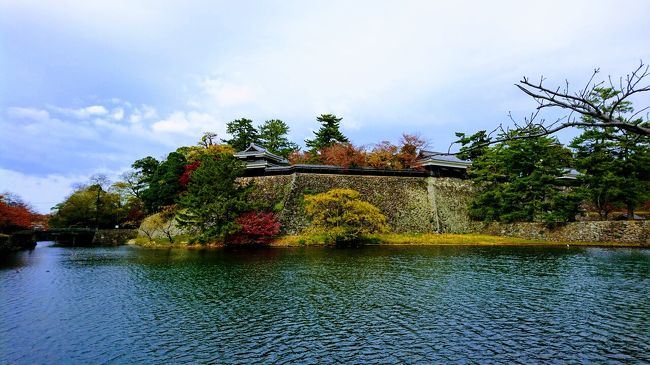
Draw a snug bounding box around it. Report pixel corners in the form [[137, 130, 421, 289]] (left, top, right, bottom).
[[418, 150, 471, 168], [234, 143, 289, 164]]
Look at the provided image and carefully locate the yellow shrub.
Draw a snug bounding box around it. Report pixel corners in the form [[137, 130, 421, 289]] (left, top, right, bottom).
[[304, 188, 388, 244]]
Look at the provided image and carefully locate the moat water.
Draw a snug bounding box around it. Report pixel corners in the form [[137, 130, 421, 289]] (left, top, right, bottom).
[[1, 242, 649, 364]]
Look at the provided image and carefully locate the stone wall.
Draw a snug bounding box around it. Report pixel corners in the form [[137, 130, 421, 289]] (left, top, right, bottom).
[[245, 173, 474, 234], [134, 173, 648, 245], [0, 233, 36, 253], [481, 221, 650, 245], [427, 177, 478, 233]]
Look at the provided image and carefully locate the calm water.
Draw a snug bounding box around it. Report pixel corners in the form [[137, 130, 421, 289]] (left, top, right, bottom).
[[1, 243, 649, 364]]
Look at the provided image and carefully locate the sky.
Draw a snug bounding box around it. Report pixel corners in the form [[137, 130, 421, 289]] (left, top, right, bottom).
[[1, 0, 649, 213]]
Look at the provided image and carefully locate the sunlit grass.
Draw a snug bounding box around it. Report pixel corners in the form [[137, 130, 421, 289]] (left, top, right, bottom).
[[272, 232, 644, 247], [130, 232, 645, 248]]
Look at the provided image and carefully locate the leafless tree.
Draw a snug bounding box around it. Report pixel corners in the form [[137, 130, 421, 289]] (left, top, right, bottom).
[[450, 61, 650, 153]]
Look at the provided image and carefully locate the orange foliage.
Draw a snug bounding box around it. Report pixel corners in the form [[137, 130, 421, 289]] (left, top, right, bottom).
[[320, 143, 367, 168], [0, 194, 45, 232], [397, 133, 428, 170], [288, 150, 320, 165], [367, 141, 401, 169]]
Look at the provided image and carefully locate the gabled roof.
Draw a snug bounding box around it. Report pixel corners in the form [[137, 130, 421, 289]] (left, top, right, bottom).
[[234, 143, 289, 165], [558, 168, 581, 180], [418, 150, 471, 169]]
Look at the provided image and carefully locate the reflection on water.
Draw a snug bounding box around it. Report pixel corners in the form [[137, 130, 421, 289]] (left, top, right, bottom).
[[1, 243, 649, 363]]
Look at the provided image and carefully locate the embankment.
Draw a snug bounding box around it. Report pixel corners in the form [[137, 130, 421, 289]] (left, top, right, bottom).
[[245, 173, 649, 245], [482, 221, 650, 245], [244, 174, 476, 234]]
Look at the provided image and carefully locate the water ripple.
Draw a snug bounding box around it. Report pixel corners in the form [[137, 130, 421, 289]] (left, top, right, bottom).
[[1, 244, 649, 364]]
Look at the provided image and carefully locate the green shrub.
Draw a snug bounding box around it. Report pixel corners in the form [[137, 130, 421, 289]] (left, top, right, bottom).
[[304, 188, 388, 245]]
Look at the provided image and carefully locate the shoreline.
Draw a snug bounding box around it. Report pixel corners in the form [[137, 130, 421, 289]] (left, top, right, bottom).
[[129, 233, 648, 249]]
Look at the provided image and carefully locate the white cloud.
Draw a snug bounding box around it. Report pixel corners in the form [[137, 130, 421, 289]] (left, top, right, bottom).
[[48, 105, 109, 119], [2, 0, 650, 186], [151, 111, 226, 137], [129, 105, 158, 124], [7, 107, 50, 121], [0, 168, 88, 213], [111, 108, 125, 121], [199, 77, 256, 107]]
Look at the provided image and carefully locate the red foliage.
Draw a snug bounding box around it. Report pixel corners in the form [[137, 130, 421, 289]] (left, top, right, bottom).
[[180, 161, 201, 186], [288, 150, 319, 165], [397, 133, 428, 170], [0, 194, 43, 232], [228, 211, 281, 245], [320, 143, 367, 168]]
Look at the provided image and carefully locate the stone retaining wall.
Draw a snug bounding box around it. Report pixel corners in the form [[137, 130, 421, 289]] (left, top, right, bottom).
[[137, 173, 648, 245], [481, 221, 650, 245], [245, 174, 474, 234]]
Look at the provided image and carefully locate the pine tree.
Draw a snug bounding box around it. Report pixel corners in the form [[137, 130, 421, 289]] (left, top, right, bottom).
[[258, 119, 299, 158], [222, 118, 260, 151], [176, 153, 252, 242], [570, 88, 650, 219], [305, 114, 349, 152]]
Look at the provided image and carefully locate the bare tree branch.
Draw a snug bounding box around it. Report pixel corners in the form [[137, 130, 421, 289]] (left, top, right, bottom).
[[448, 62, 650, 156]]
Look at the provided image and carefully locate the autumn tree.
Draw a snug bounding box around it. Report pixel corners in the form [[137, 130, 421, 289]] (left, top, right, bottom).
[[305, 114, 349, 152], [0, 193, 42, 233], [305, 188, 388, 245], [397, 133, 428, 169], [228, 211, 281, 245], [138, 205, 179, 243], [288, 150, 320, 165], [367, 141, 400, 169], [258, 119, 299, 158], [320, 143, 367, 168]]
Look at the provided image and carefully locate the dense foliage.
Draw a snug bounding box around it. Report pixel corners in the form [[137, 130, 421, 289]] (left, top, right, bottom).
[[305, 188, 388, 244], [176, 153, 252, 242], [305, 114, 350, 152], [49, 178, 143, 229], [258, 119, 299, 158], [0, 193, 47, 233], [137, 152, 187, 213], [570, 88, 650, 219], [222, 118, 260, 151], [462, 133, 582, 225], [228, 211, 281, 245], [290, 133, 427, 170]]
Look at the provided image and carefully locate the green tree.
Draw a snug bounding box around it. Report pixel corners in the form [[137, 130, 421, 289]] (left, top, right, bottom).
[[50, 183, 126, 229], [258, 119, 299, 158], [464, 132, 582, 225], [140, 152, 187, 213], [222, 118, 260, 151], [570, 88, 650, 219], [304, 188, 388, 245], [176, 153, 252, 242], [305, 114, 349, 152], [128, 156, 160, 200]]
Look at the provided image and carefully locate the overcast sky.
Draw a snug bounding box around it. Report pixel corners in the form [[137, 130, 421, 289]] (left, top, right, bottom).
[[1, 0, 649, 212]]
